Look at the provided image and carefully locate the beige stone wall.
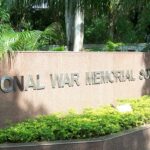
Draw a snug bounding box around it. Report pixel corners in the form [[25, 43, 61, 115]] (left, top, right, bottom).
[[0, 52, 150, 127]]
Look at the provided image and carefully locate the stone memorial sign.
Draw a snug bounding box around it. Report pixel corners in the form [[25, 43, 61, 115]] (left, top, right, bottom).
[[0, 52, 150, 127]]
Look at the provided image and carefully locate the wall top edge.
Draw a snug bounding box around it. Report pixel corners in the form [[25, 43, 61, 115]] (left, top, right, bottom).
[[4, 51, 150, 54]]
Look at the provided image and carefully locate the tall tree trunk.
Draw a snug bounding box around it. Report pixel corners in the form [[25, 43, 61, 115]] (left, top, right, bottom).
[[65, 0, 74, 51], [65, 0, 84, 51], [73, 0, 84, 52], [109, 15, 115, 41]]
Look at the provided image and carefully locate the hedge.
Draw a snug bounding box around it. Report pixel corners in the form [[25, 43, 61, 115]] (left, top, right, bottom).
[[0, 96, 150, 143]]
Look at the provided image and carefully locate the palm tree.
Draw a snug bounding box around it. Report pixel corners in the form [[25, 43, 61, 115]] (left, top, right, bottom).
[[1, 0, 84, 51]]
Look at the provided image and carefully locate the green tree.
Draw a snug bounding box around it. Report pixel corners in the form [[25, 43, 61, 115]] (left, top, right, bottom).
[[2, 0, 84, 51], [2, 0, 150, 49]]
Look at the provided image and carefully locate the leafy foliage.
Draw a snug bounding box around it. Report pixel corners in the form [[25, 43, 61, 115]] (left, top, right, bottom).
[[0, 31, 17, 52], [0, 30, 42, 53], [0, 7, 13, 57], [115, 16, 138, 43], [48, 46, 66, 51], [0, 8, 10, 23], [0, 9, 64, 53], [85, 16, 109, 43], [12, 31, 42, 51], [106, 41, 124, 51], [136, 2, 150, 42], [0, 0, 65, 55], [1, 0, 150, 49], [0, 96, 149, 143], [38, 22, 65, 49]]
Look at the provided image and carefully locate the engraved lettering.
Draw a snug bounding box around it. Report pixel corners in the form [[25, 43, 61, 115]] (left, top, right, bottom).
[[63, 73, 72, 87], [24, 75, 37, 91], [71, 73, 80, 86], [50, 74, 63, 88], [36, 75, 45, 90], [13, 76, 24, 91], [1, 76, 14, 93]]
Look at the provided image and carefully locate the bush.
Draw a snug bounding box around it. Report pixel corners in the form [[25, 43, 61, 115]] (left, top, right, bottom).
[[0, 96, 150, 143], [38, 22, 65, 49], [0, 8, 10, 23], [0, 20, 65, 56], [136, 3, 150, 42], [0, 8, 13, 57], [105, 41, 124, 51], [0, 7, 41, 54], [0, 28, 17, 57], [84, 16, 109, 43], [12, 30, 42, 51], [115, 16, 138, 43], [0, 30, 42, 55], [48, 46, 66, 51]]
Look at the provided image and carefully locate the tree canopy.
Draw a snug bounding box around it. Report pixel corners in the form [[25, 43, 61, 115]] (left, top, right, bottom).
[[0, 0, 150, 51]]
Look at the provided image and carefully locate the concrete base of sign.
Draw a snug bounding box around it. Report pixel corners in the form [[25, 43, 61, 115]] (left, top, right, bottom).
[[0, 125, 150, 150]]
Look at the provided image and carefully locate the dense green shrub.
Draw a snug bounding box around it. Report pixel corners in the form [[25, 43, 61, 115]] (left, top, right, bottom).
[[0, 96, 149, 143], [0, 24, 65, 54], [115, 16, 138, 43], [48, 46, 66, 51], [0, 7, 10, 23], [0, 7, 12, 57], [38, 22, 65, 49], [2, 0, 150, 45], [0, 6, 65, 53], [0, 7, 41, 54], [0, 30, 42, 54], [105, 41, 124, 51], [12, 30, 42, 51], [85, 16, 109, 43], [136, 3, 150, 42]]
